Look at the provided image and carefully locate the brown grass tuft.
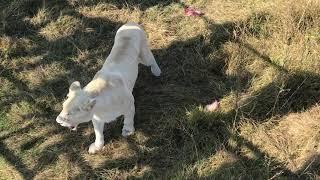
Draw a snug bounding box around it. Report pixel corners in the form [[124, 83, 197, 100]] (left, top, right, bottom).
[[240, 105, 320, 173], [40, 15, 83, 41]]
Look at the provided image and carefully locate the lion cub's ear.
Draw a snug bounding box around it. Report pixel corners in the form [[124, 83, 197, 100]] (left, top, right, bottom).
[[69, 81, 81, 92], [83, 99, 96, 111]]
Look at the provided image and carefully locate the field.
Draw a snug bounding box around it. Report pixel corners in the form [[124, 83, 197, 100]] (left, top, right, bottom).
[[0, 0, 320, 179]]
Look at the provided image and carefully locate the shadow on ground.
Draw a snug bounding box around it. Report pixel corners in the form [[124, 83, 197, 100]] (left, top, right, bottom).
[[0, 0, 319, 179]]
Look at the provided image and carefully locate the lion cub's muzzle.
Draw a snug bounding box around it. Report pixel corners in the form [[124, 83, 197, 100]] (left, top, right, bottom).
[[56, 115, 78, 131]]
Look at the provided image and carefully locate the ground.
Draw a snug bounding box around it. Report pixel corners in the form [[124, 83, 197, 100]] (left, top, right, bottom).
[[0, 0, 320, 179]]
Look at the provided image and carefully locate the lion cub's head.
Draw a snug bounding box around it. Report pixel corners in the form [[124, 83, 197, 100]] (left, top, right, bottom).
[[56, 81, 96, 130]]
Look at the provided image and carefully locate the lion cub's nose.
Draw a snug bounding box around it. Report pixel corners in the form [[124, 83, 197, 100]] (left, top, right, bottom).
[[56, 114, 68, 123], [56, 116, 64, 123]]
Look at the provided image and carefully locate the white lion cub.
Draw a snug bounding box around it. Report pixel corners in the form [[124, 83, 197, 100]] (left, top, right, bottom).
[[56, 22, 161, 154]]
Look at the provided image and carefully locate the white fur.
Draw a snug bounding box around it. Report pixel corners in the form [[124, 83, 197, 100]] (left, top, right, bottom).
[[56, 22, 161, 154]]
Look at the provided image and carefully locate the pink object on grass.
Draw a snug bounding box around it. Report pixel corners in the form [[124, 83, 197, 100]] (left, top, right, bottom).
[[205, 100, 220, 112], [184, 6, 204, 17]]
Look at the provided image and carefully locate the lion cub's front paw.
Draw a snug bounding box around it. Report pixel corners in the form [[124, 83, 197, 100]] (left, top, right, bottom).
[[88, 142, 104, 154], [122, 128, 135, 137]]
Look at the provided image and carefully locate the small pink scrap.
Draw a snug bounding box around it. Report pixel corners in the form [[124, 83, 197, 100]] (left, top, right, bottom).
[[184, 6, 204, 17], [205, 100, 220, 112]]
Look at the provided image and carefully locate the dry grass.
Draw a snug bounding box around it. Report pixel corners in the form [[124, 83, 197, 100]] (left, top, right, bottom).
[[0, 0, 319, 179], [241, 105, 320, 173]]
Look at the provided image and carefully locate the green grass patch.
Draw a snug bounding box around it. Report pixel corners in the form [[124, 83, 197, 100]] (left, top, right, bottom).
[[0, 111, 10, 131]]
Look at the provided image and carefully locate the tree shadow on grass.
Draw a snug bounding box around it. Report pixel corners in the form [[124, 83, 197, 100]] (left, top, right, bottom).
[[103, 12, 320, 179], [0, 141, 33, 178], [0, 1, 319, 179]]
